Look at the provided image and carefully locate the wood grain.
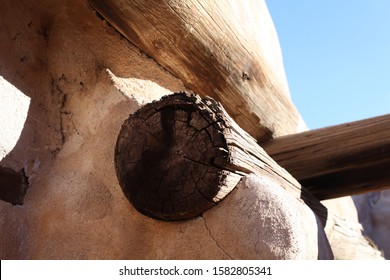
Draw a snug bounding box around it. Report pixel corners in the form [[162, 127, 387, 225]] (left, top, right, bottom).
[[89, 0, 302, 141], [115, 93, 327, 223], [262, 114, 390, 200]]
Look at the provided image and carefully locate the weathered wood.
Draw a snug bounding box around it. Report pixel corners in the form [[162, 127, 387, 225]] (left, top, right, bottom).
[[115, 93, 327, 222], [0, 166, 28, 205], [89, 0, 302, 141], [262, 114, 390, 200]]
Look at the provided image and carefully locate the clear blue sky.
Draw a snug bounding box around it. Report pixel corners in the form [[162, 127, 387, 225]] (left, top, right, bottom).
[[266, 0, 390, 129]]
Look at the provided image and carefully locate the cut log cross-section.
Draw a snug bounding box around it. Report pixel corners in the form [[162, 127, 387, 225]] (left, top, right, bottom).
[[115, 93, 326, 222], [262, 114, 390, 200]]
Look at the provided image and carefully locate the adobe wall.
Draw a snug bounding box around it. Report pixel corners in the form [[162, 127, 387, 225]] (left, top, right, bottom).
[[0, 0, 331, 259]]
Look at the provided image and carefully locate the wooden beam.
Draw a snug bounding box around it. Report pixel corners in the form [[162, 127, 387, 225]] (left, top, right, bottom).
[[0, 166, 28, 205], [262, 114, 390, 200], [88, 0, 302, 141], [114, 93, 327, 223]]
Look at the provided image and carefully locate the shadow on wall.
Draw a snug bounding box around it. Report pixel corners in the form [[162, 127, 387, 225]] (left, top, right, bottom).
[[315, 212, 333, 259], [353, 191, 390, 259], [0, 0, 186, 259], [0, 77, 31, 205], [0, 0, 185, 206], [0, 0, 334, 260]]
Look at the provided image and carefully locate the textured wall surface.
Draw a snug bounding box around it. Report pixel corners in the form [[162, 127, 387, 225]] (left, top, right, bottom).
[[0, 0, 332, 259], [354, 191, 390, 259]]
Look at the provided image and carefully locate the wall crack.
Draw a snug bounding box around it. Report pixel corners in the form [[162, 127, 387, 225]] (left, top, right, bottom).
[[50, 75, 70, 155], [202, 215, 233, 259]]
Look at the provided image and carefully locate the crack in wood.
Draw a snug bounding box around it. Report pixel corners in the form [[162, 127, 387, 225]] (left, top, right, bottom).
[[114, 92, 327, 222]]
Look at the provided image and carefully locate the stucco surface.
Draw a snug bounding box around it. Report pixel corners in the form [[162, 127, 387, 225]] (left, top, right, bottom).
[[1, 0, 334, 259]]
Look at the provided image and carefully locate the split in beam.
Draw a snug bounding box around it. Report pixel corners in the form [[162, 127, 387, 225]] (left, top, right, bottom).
[[262, 114, 390, 200]]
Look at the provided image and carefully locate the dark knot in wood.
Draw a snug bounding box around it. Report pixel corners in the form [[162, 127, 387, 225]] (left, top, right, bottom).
[[114, 93, 237, 221]]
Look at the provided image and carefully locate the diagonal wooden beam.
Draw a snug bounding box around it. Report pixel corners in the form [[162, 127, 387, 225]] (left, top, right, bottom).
[[88, 0, 302, 141], [262, 114, 390, 200]]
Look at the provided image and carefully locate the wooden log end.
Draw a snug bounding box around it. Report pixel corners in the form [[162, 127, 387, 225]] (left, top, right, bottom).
[[114, 92, 239, 221]]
